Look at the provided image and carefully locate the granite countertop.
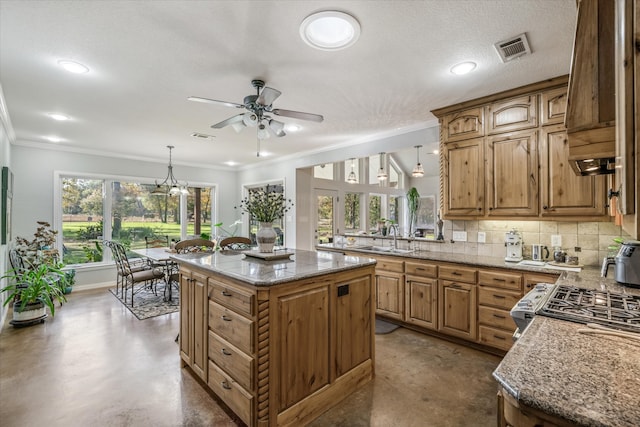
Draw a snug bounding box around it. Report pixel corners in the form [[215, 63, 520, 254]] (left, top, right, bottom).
[[170, 249, 376, 286], [494, 273, 640, 427]]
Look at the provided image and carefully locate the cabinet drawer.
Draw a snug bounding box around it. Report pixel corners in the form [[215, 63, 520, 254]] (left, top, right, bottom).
[[209, 331, 254, 391], [208, 361, 254, 427], [209, 279, 255, 318], [478, 287, 521, 310], [209, 301, 254, 355], [477, 270, 522, 291], [438, 265, 476, 283], [478, 306, 516, 330], [375, 257, 404, 273], [405, 261, 437, 278], [487, 95, 538, 134], [442, 107, 485, 142], [478, 325, 514, 351]]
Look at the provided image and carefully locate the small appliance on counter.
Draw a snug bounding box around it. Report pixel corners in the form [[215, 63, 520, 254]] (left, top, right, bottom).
[[504, 229, 523, 262], [601, 240, 640, 287], [531, 244, 549, 261]]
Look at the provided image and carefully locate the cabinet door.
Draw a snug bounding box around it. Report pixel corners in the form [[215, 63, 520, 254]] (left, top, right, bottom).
[[191, 271, 208, 380], [441, 107, 485, 142], [405, 277, 438, 330], [540, 125, 607, 217], [540, 87, 567, 126], [486, 129, 539, 217], [443, 138, 485, 216], [438, 280, 477, 340], [375, 271, 404, 320], [179, 271, 192, 366], [487, 95, 538, 134], [335, 275, 372, 377]]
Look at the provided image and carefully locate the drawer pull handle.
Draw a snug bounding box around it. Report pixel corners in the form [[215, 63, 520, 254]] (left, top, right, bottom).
[[221, 315, 232, 322], [493, 278, 505, 282], [493, 335, 506, 340], [221, 348, 232, 356], [449, 284, 462, 289], [221, 381, 232, 390], [416, 267, 426, 271], [221, 290, 233, 297], [493, 295, 506, 299], [493, 314, 506, 319], [452, 272, 462, 276]]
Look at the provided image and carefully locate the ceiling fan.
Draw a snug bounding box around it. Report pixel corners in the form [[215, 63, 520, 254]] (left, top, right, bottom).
[[188, 79, 324, 142]]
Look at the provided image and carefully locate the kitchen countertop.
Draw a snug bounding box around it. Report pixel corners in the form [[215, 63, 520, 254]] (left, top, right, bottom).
[[170, 249, 376, 286], [320, 242, 640, 426]]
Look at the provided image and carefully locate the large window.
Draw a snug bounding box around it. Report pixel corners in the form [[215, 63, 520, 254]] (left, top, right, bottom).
[[344, 193, 361, 233], [59, 174, 215, 266], [368, 194, 383, 231]]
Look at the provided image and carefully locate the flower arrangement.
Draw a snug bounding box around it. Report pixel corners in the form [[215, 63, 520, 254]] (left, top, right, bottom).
[[236, 190, 293, 223]]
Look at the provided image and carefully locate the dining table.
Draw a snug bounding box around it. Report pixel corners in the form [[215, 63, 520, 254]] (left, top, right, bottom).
[[131, 247, 177, 302]]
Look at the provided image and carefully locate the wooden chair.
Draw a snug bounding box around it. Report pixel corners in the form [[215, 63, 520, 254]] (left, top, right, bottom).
[[145, 235, 169, 248], [174, 238, 216, 254], [105, 240, 163, 305], [218, 236, 252, 251]]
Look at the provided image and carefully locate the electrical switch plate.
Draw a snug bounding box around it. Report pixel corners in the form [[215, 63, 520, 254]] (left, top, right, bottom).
[[452, 231, 468, 242], [477, 232, 486, 243], [551, 235, 562, 247]]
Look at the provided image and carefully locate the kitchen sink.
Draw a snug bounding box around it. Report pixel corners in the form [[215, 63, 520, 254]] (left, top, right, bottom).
[[359, 246, 415, 254]]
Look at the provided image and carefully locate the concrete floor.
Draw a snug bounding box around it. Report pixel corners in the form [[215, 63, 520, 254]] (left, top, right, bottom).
[[0, 289, 501, 426]]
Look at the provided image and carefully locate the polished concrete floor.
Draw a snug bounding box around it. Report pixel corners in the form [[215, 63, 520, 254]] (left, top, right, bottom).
[[0, 289, 501, 426]]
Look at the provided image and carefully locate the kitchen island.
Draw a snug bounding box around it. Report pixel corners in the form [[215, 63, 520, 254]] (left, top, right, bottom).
[[171, 249, 377, 427]]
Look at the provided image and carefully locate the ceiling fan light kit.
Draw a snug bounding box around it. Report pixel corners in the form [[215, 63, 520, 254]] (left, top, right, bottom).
[[300, 11, 361, 51], [153, 145, 189, 196]]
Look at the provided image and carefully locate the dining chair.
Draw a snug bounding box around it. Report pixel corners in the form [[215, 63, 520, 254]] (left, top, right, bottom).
[[174, 238, 216, 254], [218, 236, 252, 251], [105, 240, 164, 305], [145, 235, 169, 248]]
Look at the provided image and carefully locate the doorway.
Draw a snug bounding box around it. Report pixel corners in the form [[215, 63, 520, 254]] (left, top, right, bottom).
[[314, 189, 338, 244]]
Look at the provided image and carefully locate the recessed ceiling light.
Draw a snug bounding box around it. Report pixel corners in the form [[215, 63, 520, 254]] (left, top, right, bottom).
[[433, 149, 439, 155], [300, 11, 361, 51], [450, 61, 477, 75], [46, 136, 62, 143], [57, 60, 89, 74], [224, 161, 238, 166], [47, 113, 70, 121], [285, 124, 301, 132]]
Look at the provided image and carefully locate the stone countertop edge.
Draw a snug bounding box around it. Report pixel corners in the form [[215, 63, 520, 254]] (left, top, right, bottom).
[[169, 249, 377, 287]]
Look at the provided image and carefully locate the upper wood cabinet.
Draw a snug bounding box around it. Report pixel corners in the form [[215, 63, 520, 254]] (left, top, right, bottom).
[[540, 87, 568, 126], [487, 95, 538, 134], [441, 107, 485, 142], [442, 138, 485, 216]]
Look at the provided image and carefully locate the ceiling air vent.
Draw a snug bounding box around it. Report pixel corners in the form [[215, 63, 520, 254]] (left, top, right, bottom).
[[494, 33, 531, 62]]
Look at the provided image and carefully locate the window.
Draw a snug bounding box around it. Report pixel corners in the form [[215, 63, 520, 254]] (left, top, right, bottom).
[[368, 154, 381, 184], [313, 164, 334, 180], [416, 196, 437, 238], [344, 193, 361, 233], [388, 195, 401, 224], [58, 174, 215, 266], [344, 159, 359, 184], [368, 194, 383, 231]]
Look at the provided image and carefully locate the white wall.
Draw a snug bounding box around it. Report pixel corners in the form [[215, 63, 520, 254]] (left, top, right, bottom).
[[10, 144, 238, 288], [0, 90, 12, 326]]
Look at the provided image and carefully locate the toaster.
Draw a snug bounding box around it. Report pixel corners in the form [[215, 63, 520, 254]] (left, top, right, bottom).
[[601, 240, 640, 287]]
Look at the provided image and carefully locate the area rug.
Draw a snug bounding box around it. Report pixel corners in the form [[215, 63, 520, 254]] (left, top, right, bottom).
[[375, 318, 401, 334], [109, 282, 179, 320]]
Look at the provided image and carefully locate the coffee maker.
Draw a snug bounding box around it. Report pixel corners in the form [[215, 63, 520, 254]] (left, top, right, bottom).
[[504, 229, 523, 262]]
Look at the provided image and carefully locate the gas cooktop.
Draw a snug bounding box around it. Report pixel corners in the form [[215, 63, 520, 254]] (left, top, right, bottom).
[[537, 285, 640, 333]]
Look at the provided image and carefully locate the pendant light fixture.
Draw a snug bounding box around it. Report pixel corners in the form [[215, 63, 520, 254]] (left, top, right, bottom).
[[151, 145, 189, 196], [377, 152, 388, 181], [412, 145, 425, 178], [347, 158, 358, 183]]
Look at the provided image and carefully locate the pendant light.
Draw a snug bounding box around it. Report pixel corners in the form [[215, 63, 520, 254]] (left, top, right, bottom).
[[377, 152, 388, 181], [151, 145, 189, 196], [347, 158, 358, 183], [412, 145, 425, 178]]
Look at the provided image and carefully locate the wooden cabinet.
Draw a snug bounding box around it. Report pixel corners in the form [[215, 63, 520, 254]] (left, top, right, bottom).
[[179, 267, 209, 381], [486, 129, 539, 217], [405, 261, 438, 330], [374, 256, 405, 320], [433, 75, 609, 222], [442, 138, 484, 216], [477, 269, 522, 351], [540, 125, 607, 217], [438, 265, 477, 340]]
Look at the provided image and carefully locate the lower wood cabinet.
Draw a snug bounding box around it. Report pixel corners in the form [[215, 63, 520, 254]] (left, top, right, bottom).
[[179, 266, 208, 381], [405, 276, 438, 330], [374, 257, 405, 320], [438, 280, 477, 340]]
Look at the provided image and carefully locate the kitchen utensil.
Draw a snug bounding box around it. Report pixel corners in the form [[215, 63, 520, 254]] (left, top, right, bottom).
[[504, 229, 523, 262], [531, 244, 549, 261], [602, 240, 640, 286]]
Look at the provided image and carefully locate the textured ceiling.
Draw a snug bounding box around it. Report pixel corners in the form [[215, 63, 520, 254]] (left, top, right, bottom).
[[0, 0, 577, 169]]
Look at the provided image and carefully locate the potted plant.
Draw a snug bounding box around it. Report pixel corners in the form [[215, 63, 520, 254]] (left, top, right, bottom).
[[1, 263, 68, 326], [236, 190, 293, 252], [406, 187, 420, 237]]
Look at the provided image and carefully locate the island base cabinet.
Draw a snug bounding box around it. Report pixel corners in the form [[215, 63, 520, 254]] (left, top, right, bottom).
[[499, 388, 573, 427], [208, 361, 254, 426], [179, 267, 208, 381]]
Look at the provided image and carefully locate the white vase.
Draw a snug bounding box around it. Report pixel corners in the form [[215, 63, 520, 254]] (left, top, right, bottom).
[[256, 222, 277, 253]]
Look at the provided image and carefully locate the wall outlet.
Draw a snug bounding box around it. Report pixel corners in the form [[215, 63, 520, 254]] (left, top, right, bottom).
[[452, 231, 468, 242], [551, 235, 562, 247], [477, 231, 486, 243]]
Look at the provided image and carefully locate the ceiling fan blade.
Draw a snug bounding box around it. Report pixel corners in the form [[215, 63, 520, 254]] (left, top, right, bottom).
[[257, 87, 281, 106], [272, 109, 324, 123], [211, 114, 245, 129], [188, 96, 244, 109]]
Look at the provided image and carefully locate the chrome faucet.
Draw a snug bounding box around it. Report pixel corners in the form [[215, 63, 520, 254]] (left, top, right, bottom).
[[389, 224, 399, 250]]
